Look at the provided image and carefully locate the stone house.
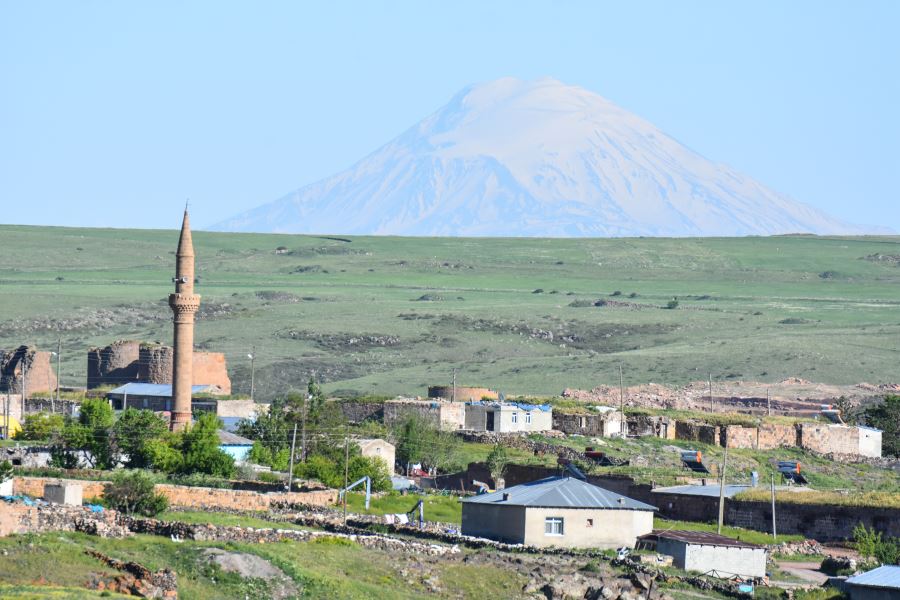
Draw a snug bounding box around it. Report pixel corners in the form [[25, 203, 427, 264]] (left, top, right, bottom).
[[465, 402, 553, 433], [638, 530, 766, 579], [461, 476, 656, 549], [553, 407, 624, 437], [357, 438, 396, 474], [383, 399, 466, 431]]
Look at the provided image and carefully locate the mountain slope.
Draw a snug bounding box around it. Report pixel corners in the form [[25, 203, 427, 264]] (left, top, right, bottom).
[[213, 77, 864, 237]]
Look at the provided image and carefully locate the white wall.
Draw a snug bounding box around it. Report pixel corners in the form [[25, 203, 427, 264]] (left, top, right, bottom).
[[657, 539, 767, 579]]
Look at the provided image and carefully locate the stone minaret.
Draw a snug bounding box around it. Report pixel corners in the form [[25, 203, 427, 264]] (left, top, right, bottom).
[[168, 209, 200, 431]]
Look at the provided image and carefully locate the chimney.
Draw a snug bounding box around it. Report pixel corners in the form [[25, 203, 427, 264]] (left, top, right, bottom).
[[502, 492, 510, 501]]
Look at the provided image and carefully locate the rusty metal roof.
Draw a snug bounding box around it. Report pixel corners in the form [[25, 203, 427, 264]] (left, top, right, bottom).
[[648, 530, 763, 550], [463, 476, 657, 511]]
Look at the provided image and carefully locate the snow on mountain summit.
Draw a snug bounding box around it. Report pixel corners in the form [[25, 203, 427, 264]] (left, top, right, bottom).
[[213, 77, 864, 237]]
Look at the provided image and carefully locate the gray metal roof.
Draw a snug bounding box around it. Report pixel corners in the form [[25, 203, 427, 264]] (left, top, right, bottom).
[[648, 530, 763, 550], [652, 484, 751, 499], [216, 430, 254, 446], [107, 382, 218, 397], [846, 565, 900, 590], [463, 476, 657, 511]]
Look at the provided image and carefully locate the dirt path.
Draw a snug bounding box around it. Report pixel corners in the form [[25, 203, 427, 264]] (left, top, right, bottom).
[[775, 561, 828, 585]]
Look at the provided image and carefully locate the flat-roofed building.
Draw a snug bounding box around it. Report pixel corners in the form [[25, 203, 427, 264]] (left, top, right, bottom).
[[638, 530, 766, 579]]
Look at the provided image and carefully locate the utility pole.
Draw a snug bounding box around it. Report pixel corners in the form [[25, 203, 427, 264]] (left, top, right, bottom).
[[708, 373, 713, 413], [771, 472, 777, 541], [300, 394, 309, 461], [21, 359, 27, 418], [766, 388, 771, 417], [47, 353, 55, 413], [342, 428, 350, 524], [287, 422, 298, 492], [717, 444, 728, 535], [4, 390, 9, 440], [248, 347, 255, 401], [451, 368, 457, 403], [56, 337, 62, 404], [619, 364, 626, 437]]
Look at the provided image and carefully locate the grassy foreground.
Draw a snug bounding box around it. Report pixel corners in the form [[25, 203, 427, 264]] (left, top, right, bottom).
[[1, 225, 899, 399]]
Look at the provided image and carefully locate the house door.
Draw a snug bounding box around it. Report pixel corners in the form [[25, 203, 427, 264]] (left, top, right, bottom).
[[486, 412, 495, 431]]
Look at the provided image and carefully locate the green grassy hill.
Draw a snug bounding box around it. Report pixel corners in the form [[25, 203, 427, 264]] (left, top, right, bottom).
[[2, 225, 899, 400]]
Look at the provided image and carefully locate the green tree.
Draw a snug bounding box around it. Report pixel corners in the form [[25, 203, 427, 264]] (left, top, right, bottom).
[[486, 443, 510, 483], [113, 409, 169, 468], [77, 398, 116, 469], [177, 413, 235, 478], [103, 470, 168, 517], [864, 395, 900, 457], [16, 413, 65, 441], [394, 415, 461, 474], [0, 460, 13, 483]]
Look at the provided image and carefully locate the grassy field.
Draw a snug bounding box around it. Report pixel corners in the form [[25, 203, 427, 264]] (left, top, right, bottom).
[[0, 531, 527, 599], [343, 491, 464, 524], [653, 518, 803, 546], [1, 225, 899, 400]]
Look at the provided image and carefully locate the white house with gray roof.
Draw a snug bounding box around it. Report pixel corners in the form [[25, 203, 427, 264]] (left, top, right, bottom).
[[461, 476, 657, 549]]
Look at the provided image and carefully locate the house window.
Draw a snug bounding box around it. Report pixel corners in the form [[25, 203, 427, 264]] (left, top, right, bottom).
[[511, 412, 518, 424], [525, 412, 532, 424], [545, 517, 564, 536], [586, 518, 594, 528]]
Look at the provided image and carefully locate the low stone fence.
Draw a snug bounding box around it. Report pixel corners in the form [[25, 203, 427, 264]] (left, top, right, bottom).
[[13, 476, 338, 511], [0, 501, 129, 538]]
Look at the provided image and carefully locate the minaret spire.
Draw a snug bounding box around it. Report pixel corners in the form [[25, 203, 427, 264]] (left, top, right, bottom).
[[169, 208, 201, 431]]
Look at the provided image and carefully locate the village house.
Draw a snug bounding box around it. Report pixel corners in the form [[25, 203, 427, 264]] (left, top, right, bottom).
[[637, 530, 767, 579], [383, 398, 466, 430], [553, 406, 624, 437], [217, 430, 254, 462], [461, 476, 656, 549], [464, 402, 553, 433], [357, 438, 396, 474]]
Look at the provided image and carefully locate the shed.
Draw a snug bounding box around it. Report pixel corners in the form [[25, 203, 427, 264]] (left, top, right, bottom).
[[464, 402, 553, 433], [217, 430, 254, 462], [462, 476, 656, 549], [106, 382, 222, 412], [845, 565, 900, 600], [638, 530, 767, 579]]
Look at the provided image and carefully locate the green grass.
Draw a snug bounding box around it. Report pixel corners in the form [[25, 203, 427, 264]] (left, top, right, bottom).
[[0, 584, 131, 599], [0, 531, 533, 599], [654, 517, 804, 545], [342, 491, 463, 524], [2, 225, 900, 401], [157, 510, 309, 530]]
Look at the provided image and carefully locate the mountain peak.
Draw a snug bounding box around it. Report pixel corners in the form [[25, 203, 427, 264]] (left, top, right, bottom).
[[213, 77, 865, 237]]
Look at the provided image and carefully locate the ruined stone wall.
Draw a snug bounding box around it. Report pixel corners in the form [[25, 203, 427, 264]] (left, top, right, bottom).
[[0, 346, 57, 396], [14, 476, 336, 511], [0, 502, 125, 538], [440, 402, 466, 430], [726, 500, 900, 541], [674, 421, 720, 445], [86, 340, 141, 389], [214, 399, 263, 419], [384, 400, 441, 428], [135, 344, 230, 392], [721, 424, 798, 450], [554, 413, 606, 435], [628, 415, 675, 439], [428, 386, 498, 402], [337, 401, 385, 424]]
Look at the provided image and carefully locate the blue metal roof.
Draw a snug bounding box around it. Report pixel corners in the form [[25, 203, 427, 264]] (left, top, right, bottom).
[[846, 565, 900, 589], [107, 382, 218, 397], [463, 476, 657, 511]]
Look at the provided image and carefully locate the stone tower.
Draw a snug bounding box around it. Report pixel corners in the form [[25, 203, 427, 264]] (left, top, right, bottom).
[[168, 209, 200, 431]]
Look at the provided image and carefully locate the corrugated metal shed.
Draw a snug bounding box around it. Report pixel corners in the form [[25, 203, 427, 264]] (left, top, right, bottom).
[[846, 565, 900, 590], [648, 530, 762, 550], [463, 476, 657, 511], [108, 383, 218, 397]]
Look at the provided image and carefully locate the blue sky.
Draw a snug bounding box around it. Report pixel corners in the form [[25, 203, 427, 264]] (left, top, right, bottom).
[[1, 1, 898, 232]]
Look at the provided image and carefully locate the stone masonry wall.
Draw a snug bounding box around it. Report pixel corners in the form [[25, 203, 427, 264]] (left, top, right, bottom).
[[129, 344, 231, 392], [0, 346, 57, 396], [86, 340, 141, 389], [337, 401, 385, 424], [428, 386, 498, 402], [674, 421, 720, 445], [384, 400, 441, 428], [798, 424, 861, 455], [13, 477, 337, 510], [721, 424, 798, 450]]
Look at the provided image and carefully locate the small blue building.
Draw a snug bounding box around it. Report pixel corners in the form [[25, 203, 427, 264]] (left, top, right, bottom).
[[216, 430, 254, 462]]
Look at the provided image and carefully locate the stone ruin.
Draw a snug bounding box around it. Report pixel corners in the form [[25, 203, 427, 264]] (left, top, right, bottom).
[[87, 340, 231, 393], [0, 345, 57, 397]]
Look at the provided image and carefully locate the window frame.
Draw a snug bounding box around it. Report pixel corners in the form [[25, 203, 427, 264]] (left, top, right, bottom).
[[544, 516, 565, 536]]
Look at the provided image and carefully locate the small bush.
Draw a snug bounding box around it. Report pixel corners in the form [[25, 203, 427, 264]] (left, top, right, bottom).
[[0, 460, 13, 483], [665, 298, 679, 309], [610, 290, 622, 297], [104, 470, 168, 517], [532, 288, 544, 294]]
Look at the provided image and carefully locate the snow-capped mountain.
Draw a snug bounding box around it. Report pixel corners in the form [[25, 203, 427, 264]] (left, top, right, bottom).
[[213, 77, 865, 237]]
